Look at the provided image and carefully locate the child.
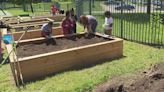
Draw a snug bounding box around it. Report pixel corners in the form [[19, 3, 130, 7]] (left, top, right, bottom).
[[51, 5, 57, 16], [70, 8, 77, 33], [103, 11, 113, 35], [80, 15, 98, 33], [41, 21, 53, 39], [61, 10, 74, 35]]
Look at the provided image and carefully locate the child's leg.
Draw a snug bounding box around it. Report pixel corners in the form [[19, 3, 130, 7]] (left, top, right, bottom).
[[91, 22, 98, 33], [104, 28, 112, 35]]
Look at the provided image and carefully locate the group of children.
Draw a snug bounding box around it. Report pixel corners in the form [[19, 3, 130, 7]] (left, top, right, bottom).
[[41, 10, 113, 39]]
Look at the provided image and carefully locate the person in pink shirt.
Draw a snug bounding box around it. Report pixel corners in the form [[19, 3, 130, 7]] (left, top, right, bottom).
[[61, 10, 74, 35]]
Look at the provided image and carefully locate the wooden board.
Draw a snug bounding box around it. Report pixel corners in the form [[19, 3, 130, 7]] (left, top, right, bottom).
[[7, 33, 123, 85], [12, 27, 63, 41]]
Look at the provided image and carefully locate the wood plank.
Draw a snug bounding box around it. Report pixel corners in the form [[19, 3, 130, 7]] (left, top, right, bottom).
[[8, 32, 123, 84], [16, 40, 122, 82], [12, 27, 63, 41]]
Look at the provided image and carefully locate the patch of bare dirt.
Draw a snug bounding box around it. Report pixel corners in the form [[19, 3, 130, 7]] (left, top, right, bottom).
[[94, 62, 164, 92]]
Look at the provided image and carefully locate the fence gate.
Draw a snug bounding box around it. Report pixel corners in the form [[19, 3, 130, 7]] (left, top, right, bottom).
[[80, 0, 164, 46]]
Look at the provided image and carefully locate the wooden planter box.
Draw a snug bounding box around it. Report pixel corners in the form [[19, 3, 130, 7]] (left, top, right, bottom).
[[1, 16, 19, 25], [10, 27, 63, 41], [8, 18, 61, 32], [6, 33, 123, 85], [1, 15, 64, 25]]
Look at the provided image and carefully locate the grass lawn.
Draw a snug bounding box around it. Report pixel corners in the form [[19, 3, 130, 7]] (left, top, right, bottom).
[[0, 40, 163, 92], [5, 8, 32, 16]]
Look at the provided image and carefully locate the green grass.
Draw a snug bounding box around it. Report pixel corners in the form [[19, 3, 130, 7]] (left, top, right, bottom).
[[0, 41, 164, 92], [5, 8, 32, 16]]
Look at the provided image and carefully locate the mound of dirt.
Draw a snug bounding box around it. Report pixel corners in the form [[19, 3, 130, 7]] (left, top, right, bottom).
[[94, 62, 164, 92]]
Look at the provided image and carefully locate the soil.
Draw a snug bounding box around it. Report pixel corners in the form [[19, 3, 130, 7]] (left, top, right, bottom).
[[94, 62, 164, 92], [17, 34, 112, 58]]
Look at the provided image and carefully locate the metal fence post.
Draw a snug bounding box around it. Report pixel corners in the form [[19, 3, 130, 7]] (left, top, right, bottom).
[[120, 0, 123, 38], [76, 0, 83, 21]]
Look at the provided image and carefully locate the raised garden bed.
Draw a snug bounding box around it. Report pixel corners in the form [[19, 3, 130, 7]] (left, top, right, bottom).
[[11, 27, 63, 41], [9, 22, 60, 32], [17, 34, 111, 57], [5, 33, 123, 85], [1, 15, 64, 25], [5, 18, 61, 33], [32, 15, 64, 22], [1, 17, 19, 25]]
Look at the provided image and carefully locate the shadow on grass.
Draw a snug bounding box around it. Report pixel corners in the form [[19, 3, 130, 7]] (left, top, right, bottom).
[[22, 56, 126, 86], [123, 38, 164, 49]]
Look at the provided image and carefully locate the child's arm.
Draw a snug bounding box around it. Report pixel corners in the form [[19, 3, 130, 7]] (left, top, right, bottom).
[[87, 25, 92, 33]]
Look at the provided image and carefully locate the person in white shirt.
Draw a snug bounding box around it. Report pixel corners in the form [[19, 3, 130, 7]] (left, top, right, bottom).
[[41, 21, 53, 39], [103, 11, 113, 35], [41, 21, 56, 45]]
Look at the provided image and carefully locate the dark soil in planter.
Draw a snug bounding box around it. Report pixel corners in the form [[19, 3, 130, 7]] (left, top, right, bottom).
[[94, 62, 164, 92], [17, 34, 112, 57]]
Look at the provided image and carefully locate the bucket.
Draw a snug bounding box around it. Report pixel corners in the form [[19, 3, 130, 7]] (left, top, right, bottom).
[[3, 34, 12, 44]]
